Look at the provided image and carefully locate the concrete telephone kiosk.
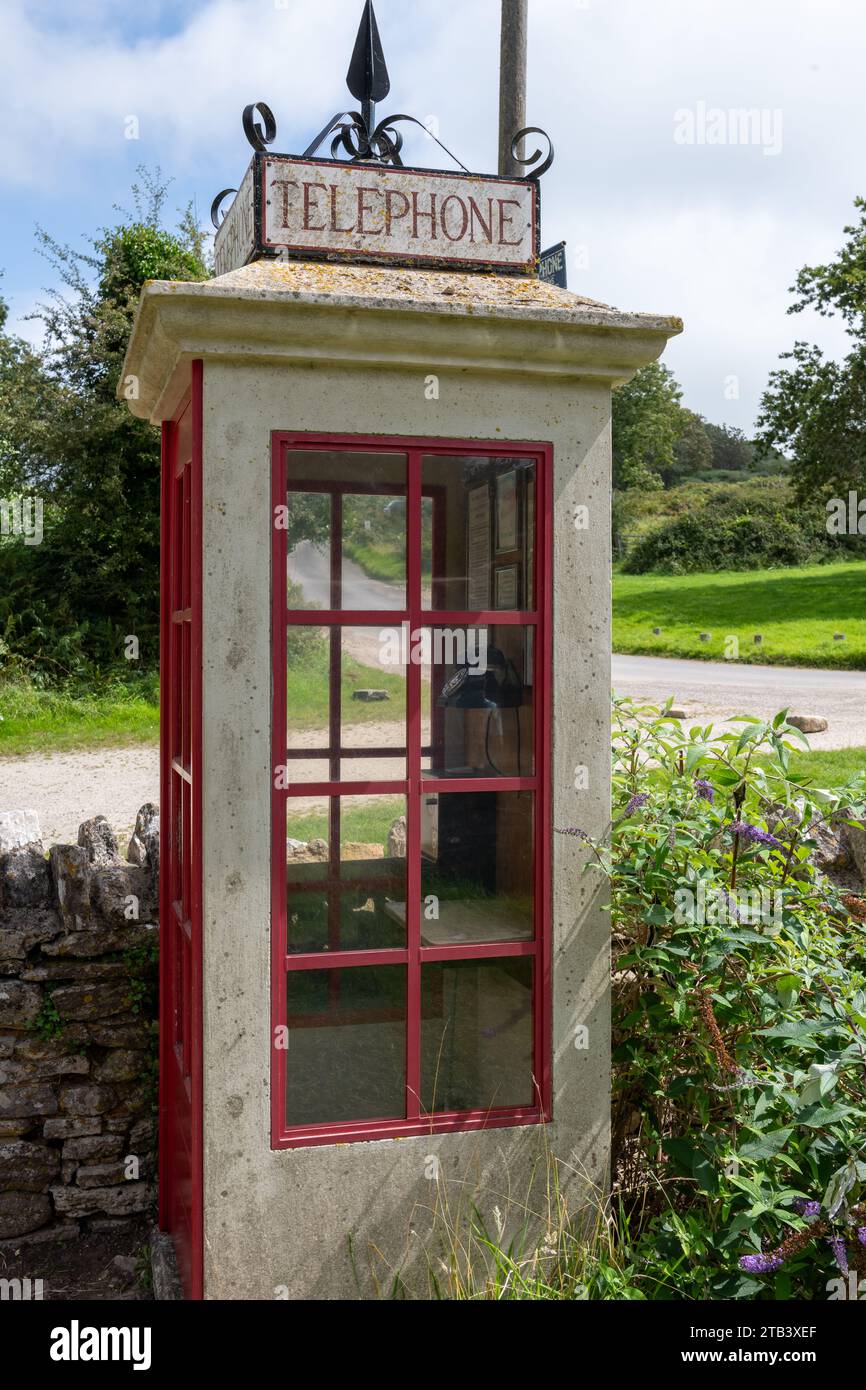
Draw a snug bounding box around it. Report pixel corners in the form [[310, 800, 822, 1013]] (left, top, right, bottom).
[[120, 0, 681, 1299]]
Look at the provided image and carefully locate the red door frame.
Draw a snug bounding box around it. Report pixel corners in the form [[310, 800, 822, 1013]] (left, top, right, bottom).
[[271, 434, 553, 1150], [159, 361, 204, 1299]]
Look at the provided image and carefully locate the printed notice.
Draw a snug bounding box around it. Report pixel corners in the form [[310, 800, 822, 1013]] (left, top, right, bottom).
[[467, 485, 491, 610]]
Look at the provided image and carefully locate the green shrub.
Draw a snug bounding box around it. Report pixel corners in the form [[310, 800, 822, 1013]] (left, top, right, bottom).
[[622, 488, 863, 574], [402, 701, 866, 1300], [614, 475, 866, 574], [583, 700, 866, 1298]]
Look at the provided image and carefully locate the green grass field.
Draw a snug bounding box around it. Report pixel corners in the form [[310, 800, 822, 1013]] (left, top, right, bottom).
[[613, 561, 866, 669], [343, 539, 406, 584]]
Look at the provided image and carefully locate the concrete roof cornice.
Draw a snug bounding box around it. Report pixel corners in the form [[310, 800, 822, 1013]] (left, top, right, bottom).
[[119, 258, 683, 422]]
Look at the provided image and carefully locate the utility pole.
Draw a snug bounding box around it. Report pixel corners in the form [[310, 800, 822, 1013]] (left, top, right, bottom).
[[498, 0, 528, 177]]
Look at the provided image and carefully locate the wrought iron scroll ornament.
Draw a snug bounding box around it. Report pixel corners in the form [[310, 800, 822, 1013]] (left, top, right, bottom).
[[210, 188, 238, 230], [212, 0, 553, 230], [303, 108, 472, 174], [510, 126, 555, 182], [242, 101, 277, 153]]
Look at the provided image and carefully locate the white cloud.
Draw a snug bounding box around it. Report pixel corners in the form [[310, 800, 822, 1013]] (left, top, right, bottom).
[[0, 0, 355, 184], [1, 0, 863, 431]]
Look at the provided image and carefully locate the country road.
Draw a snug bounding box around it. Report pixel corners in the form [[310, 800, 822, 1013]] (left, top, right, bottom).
[[3, 653, 864, 848], [612, 653, 866, 749], [613, 653, 865, 695]]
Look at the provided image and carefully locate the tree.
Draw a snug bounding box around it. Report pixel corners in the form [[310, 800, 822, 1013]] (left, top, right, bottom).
[[665, 408, 713, 485], [612, 362, 684, 491], [0, 291, 59, 498], [704, 421, 754, 473], [0, 170, 209, 676], [757, 196, 866, 500]]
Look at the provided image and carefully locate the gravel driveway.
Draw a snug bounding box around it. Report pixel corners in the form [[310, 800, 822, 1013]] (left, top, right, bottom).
[[1, 721, 411, 848]]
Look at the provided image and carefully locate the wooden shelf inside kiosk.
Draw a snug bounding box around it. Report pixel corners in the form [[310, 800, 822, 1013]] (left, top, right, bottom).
[[384, 898, 532, 946]]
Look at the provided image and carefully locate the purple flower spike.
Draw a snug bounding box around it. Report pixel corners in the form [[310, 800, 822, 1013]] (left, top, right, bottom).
[[792, 1198, 821, 1219], [694, 779, 715, 803], [730, 820, 784, 850], [857, 1226, 866, 1248], [739, 1252, 784, 1274], [556, 827, 590, 842], [625, 793, 649, 816], [827, 1236, 849, 1276]]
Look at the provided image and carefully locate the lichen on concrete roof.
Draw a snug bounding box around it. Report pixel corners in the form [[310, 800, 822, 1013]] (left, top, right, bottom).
[[147, 256, 681, 334], [215, 256, 603, 310]]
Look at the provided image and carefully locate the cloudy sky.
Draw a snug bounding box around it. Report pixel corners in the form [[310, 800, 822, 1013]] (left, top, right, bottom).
[[0, 0, 861, 431]]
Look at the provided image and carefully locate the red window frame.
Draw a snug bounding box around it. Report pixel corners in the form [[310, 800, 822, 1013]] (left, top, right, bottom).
[[159, 365, 203, 1298], [270, 433, 552, 1149]]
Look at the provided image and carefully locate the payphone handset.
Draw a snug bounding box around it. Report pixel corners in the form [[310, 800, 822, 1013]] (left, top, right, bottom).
[[436, 647, 524, 776], [436, 647, 522, 710]]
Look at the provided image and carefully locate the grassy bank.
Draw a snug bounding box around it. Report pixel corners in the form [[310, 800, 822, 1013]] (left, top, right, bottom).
[[0, 641, 408, 756], [613, 561, 866, 668], [778, 744, 865, 786], [0, 674, 160, 758]]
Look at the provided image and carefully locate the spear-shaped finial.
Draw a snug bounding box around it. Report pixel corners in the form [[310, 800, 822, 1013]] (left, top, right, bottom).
[[346, 0, 391, 136]]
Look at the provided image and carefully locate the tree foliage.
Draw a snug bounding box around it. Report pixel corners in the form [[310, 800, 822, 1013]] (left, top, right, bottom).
[[0, 170, 209, 677], [667, 408, 713, 485], [620, 482, 858, 574], [612, 362, 683, 492], [705, 421, 754, 473], [757, 196, 866, 500], [0, 292, 59, 499], [612, 366, 771, 494]]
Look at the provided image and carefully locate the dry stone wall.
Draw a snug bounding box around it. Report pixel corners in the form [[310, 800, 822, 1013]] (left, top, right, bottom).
[[0, 807, 159, 1245]]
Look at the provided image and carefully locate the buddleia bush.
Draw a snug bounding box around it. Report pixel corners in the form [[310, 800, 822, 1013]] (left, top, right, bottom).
[[567, 700, 866, 1300]]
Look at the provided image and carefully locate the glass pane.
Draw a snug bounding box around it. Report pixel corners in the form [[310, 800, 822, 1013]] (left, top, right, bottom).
[[421, 495, 434, 606], [343, 491, 406, 610], [285, 796, 407, 953], [422, 626, 534, 779], [285, 624, 332, 784], [420, 792, 534, 945], [285, 490, 331, 609], [286, 451, 408, 611], [421, 958, 534, 1113], [421, 455, 536, 611], [286, 967, 406, 1125], [342, 626, 407, 780], [286, 627, 407, 783]]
